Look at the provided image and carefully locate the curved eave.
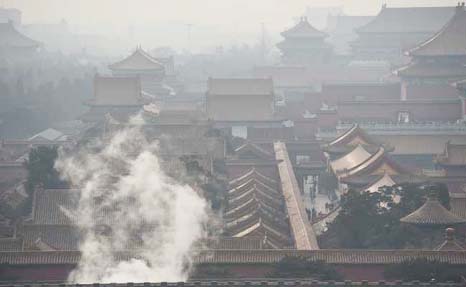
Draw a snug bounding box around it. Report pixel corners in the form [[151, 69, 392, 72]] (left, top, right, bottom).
[[407, 7, 466, 57], [400, 199, 466, 225]]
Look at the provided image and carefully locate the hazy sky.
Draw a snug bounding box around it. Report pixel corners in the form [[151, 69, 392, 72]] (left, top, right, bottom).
[[2, 0, 460, 52]]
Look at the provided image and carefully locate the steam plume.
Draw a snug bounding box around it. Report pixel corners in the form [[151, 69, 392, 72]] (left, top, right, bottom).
[[55, 126, 208, 283]]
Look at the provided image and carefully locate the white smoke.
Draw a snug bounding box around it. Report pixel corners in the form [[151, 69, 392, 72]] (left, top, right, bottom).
[[55, 126, 209, 283]]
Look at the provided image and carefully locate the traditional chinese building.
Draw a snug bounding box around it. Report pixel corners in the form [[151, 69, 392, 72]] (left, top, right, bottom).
[[224, 167, 291, 249], [433, 142, 466, 221], [109, 48, 170, 99], [434, 228, 465, 251], [322, 124, 391, 159], [206, 78, 291, 141], [396, 4, 466, 102], [277, 17, 331, 65], [0, 21, 40, 57], [400, 194, 466, 226], [352, 5, 455, 64], [317, 81, 461, 124], [324, 125, 417, 193], [206, 78, 274, 122], [81, 75, 144, 123], [325, 15, 373, 55], [224, 140, 319, 250]]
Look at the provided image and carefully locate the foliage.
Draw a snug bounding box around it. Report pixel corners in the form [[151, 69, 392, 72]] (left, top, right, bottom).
[[201, 180, 226, 211], [0, 58, 93, 138], [267, 256, 343, 280], [384, 259, 466, 282], [25, 146, 66, 195], [180, 155, 206, 176], [179, 155, 226, 211], [319, 183, 450, 249]]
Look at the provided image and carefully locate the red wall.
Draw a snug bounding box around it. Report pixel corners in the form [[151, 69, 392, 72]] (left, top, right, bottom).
[[0, 264, 74, 281], [0, 263, 390, 282]]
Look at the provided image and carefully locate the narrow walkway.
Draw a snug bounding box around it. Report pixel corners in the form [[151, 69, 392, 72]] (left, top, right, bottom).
[[274, 141, 319, 250]]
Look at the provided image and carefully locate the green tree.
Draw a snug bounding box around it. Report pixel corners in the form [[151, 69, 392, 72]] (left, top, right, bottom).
[[25, 146, 66, 194], [319, 183, 450, 249]]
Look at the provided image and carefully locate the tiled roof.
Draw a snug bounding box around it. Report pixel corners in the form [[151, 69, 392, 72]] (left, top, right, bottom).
[[207, 78, 273, 96], [0, 237, 23, 251], [356, 6, 454, 34], [226, 217, 291, 249], [408, 6, 466, 56], [325, 124, 379, 149], [337, 147, 408, 179], [88, 76, 143, 107], [109, 48, 165, 71], [196, 249, 466, 265], [361, 172, 396, 193], [199, 237, 265, 250], [22, 225, 79, 251], [330, 145, 373, 174], [274, 142, 319, 250], [227, 186, 283, 210], [323, 144, 383, 158], [2, 249, 466, 265], [436, 142, 466, 166], [281, 17, 326, 38], [0, 22, 39, 48], [30, 189, 78, 225], [29, 189, 116, 227], [341, 174, 423, 187], [434, 228, 465, 251], [225, 208, 289, 236], [400, 196, 466, 225], [28, 128, 66, 142], [450, 192, 466, 219], [229, 168, 277, 187], [395, 61, 466, 78], [228, 178, 280, 198], [234, 144, 274, 161], [225, 161, 291, 249], [225, 195, 284, 222]]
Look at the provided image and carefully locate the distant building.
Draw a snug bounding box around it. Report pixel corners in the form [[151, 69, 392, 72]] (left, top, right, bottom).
[[205, 78, 292, 141], [0, 8, 21, 26], [400, 193, 466, 226], [305, 6, 342, 30], [109, 48, 170, 98], [0, 21, 40, 57], [322, 124, 392, 159], [277, 17, 331, 65], [324, 125, 417, 193], [206, 78, 274, 122], [315, 81, 461, 124], [352, 5, 455, 64], [325, 15, 373, 55], [81, 76, 144, 123], [397, 4, 466, 101], [432, 142, 466, 221]]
